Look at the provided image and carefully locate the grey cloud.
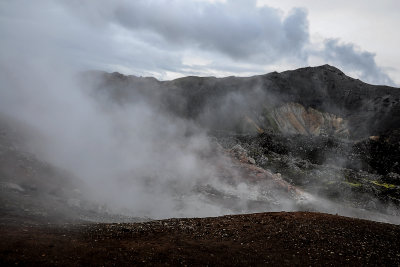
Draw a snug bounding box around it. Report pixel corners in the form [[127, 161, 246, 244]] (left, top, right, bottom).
[[0, 0, 182, 78], [62, 0, 395, 85], [322, 39, 395, 86], [64, 0, 310, 64], [0, 0, 395, 84]]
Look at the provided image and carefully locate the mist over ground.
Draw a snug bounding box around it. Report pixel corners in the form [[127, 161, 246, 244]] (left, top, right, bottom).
[[0, 0, 399, 224], [1, 61, 399, 224], [0, 62, 225, 218]]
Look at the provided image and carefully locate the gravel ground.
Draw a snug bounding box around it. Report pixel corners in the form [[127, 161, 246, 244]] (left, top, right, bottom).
[[1, 211, 399, 266]]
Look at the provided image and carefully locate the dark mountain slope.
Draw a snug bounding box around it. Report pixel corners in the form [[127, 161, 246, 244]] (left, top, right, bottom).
[[87, 65, 400, 139]]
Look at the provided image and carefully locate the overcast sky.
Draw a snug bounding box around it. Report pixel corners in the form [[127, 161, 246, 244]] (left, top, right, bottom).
[[0, 0, 399, 86]]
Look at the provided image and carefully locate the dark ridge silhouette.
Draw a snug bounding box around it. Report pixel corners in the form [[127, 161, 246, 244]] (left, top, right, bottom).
[[87, 64, 400, 139]]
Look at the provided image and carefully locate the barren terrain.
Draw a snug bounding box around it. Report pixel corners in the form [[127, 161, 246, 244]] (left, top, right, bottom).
[[1, 212, 399, 266]]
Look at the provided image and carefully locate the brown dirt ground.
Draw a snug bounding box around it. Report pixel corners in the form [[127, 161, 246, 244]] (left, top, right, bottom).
[[0, 212, 399, 266]]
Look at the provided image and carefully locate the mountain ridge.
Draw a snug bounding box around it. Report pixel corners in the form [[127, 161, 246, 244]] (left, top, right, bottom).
[[87, 64, 400, 139]]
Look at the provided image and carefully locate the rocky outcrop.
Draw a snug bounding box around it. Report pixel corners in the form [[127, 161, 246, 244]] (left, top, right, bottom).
[[216, 131, 400, 214], [267, 103, 349, 138]]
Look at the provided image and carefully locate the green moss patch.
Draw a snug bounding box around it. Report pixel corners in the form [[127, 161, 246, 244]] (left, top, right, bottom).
[[343, 181, 362, 187], [371, 181, 396, 189]]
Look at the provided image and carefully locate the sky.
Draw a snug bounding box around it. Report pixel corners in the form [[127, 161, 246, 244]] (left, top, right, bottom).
[[0, 0, 399, 86]]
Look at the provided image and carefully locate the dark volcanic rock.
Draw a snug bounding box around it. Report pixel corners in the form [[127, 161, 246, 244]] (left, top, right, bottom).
[[216, 132, 400, 213], [354, 130, 400, 175]]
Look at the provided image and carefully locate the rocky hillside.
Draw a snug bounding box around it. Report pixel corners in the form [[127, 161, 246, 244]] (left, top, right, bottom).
[[86, 64, 400, 139], [0, 115, 315, 224], [81, 65, 400, 219], [2, 65, 400, 224], [267, 102, 349, 137]]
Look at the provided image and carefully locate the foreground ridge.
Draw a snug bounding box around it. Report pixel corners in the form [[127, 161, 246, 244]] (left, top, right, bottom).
[[1, 211, 399, 266]]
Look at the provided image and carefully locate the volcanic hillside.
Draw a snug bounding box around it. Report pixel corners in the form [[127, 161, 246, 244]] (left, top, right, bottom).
[[1, 65, 400, 265], [82, 65, 400, 218], [88, 64, 400, 139]]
